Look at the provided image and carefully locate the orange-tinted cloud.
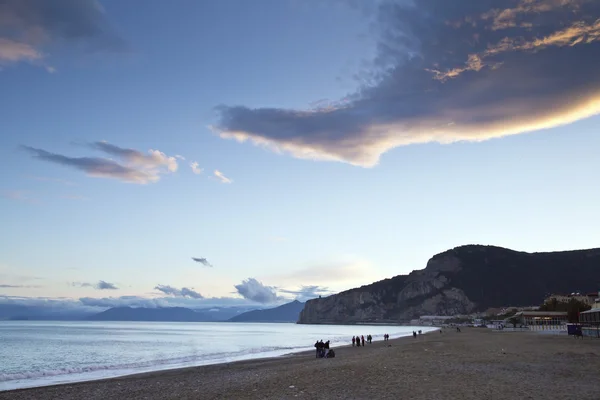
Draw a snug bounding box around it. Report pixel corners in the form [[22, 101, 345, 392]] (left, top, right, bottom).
[[215, 0, 600, 167]]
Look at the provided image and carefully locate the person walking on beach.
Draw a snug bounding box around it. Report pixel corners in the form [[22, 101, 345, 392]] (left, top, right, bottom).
[[352, 336, 355, 346], [314, 340, 320, 358], [361, 335, 365, 346], [356, 334, 361, 346]]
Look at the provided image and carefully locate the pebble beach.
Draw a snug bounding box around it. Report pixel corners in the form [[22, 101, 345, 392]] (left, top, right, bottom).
[[2, 328, 599, 400]]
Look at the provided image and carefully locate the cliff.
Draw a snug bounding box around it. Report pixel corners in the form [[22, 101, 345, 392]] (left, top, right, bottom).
[[298, 245, 600, 324]]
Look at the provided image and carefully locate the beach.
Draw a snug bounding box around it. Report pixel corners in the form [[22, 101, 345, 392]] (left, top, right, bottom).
[[1, 328, 599, 400]]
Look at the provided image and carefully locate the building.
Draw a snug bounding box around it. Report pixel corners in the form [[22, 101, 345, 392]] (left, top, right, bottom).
[[511, 311, 568, 331], [415, 315, 456, 326], [544, 293, 599, 307], [578, 291, 600, 338]]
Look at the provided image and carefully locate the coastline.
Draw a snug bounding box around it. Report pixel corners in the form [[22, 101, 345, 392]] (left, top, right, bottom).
[[2, 329, 599, 399], [0, 328, 430, 393]]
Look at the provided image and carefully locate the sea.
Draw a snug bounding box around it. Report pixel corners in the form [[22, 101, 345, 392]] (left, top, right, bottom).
[[0, 321, 434, 391]]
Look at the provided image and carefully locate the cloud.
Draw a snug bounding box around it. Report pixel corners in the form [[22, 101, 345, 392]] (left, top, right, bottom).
[[0, 38, 42, 64], [95, 280, 118, 290], [214, 0, 600, 167], [0, 0, 126, 69], [22, 142, 179, 184], [175, 155, 186, 160], [234, 278, 280, 304], [71, 280, 118, 290], [89, 142, 178, 173], [1, 190, 38, 203], [267, 258, 377, 289], [8, 295, 260, 310], [191, 257, 213, 267], [279, 285, 333, 302], [154, 284, 203, 299], [213, 170, 232, 184], [0, 284, 27, 288], [190, 161, 203, 175]]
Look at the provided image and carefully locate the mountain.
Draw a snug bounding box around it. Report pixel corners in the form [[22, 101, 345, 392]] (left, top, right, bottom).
[[0, 304, 94, 321], [228, 300, 305, 322], [87, 306, 217, 322], [298, 245, 600, 324]]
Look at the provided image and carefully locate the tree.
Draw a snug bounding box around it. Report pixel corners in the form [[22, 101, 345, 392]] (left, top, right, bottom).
[[508, 316, 520, 328]]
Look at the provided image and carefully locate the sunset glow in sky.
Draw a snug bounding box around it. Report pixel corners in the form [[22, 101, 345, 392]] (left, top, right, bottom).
[[1, 0, 599, 312]]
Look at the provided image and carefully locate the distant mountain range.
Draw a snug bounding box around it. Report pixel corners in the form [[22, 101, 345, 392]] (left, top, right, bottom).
[[299, 245, 600, 324], [0, 302, 305, 323], [87, 306, 216, 322], [228, 300, 305, 322]]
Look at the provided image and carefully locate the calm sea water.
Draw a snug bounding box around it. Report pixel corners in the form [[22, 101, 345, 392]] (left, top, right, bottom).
[[0, 321, 433, 391]]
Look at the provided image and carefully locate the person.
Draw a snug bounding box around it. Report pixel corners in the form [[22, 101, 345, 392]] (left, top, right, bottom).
[[456, 327, 461, 333], [368, 334, 372, 344], [352, 336, 355, 347], [356, 334, 361, 346], [325, 340, 330, 349], [413, 331, 417, 338], [314, 340, 320, 358], [361, 335, 365, 346]]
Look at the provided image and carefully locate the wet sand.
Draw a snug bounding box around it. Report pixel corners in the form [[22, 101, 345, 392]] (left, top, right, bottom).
[[2, 328, 599, 400]]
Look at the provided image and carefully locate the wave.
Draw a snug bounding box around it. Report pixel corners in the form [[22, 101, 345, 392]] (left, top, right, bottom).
[[0, 328, 421, 391], [0, 344, 313, 387]]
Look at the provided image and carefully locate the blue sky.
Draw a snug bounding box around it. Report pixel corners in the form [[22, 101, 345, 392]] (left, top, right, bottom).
[[1, 0, 600, 310]]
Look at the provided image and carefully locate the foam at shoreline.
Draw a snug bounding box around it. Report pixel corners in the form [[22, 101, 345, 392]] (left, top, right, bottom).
[[0, 328, 431, 391]]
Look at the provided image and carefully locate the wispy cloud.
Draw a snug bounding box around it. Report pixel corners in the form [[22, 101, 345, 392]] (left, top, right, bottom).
[[190, 161, 203, 175], [191, 257, 213, 267], [214, 0, 600, 167], [71, 280, 118, 290], [89, 142, 178, 173], [154, 284, 203, 299], [1, 190, 38, 204], [0, 284, 40, 289], [213, 170, 232, 184], [22, 142, 179, 184], [0, 38, 42, 64], [0, 0, 126, 70], [234, 278, 280, 304], [268, 258, 375, 287], [0, 294, 264, 311]]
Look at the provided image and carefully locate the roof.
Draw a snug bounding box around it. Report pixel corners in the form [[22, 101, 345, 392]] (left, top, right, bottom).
[[514, 311, 568, 317], [580, 308, 600, 315]]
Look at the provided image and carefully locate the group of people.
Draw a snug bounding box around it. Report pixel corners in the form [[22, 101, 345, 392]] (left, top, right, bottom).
[[314, 340, 335, 358], [383, 334, 390, 341], [412, 330, 423, 338], [351, 334, 373, 346]]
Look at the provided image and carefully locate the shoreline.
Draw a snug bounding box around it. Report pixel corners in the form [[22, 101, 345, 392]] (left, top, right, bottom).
[[3, 329, 599, 399], [0, 329, 433, 393]]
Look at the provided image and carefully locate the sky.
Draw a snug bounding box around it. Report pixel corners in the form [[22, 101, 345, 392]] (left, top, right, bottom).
[[1, 0, 600, 312]]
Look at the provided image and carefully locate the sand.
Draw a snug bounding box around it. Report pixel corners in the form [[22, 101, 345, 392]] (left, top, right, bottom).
[[1, 328, 599, 400]]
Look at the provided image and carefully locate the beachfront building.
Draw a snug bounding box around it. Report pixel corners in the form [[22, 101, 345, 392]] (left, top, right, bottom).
[[544, 293, 599, 307], [416, 316, 455, 326], [512, 311, 568, 331], [578, 292, 600, 338]]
